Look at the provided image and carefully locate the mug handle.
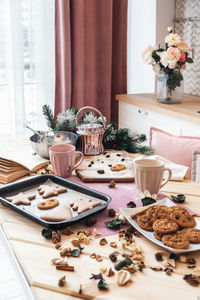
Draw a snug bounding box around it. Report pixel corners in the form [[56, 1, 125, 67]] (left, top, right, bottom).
[[160, 168, 172, 189], [73, 151, 84, 170]]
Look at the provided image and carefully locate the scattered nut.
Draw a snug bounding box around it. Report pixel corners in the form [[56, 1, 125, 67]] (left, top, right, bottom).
[[55, 243, 62, 249], [117, 270, 131, 286], [61, 226, 74, 236], [108, 208, 116, 217], [58, 275, 66, 287], [52, 231, 61, 244], [107, 267, 115, 277], [85, 218, 97, 227], [71, 239, 80, 247], [108, 180, 116, 188], [109, 251, 118, 262], [99, 238, 108, 246], [93, 228, 101, 236], [100, 267, 107, 274], [97, 170, 105, 174], [155, 252, 163, 262], [110, 241, 117, 248]]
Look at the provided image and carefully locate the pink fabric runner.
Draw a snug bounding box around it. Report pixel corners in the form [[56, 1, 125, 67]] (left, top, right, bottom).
[[69, 176, 167, 236]]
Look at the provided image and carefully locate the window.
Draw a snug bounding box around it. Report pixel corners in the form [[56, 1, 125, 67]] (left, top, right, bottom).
[[0, 0, 55, 140]]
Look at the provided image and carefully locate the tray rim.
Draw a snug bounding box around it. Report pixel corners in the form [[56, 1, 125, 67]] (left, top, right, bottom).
[[120, 198, 200, 254], [0, 174, 111, 229]]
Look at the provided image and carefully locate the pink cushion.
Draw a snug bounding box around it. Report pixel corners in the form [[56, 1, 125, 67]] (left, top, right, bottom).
[[150, 127, 200, 179]]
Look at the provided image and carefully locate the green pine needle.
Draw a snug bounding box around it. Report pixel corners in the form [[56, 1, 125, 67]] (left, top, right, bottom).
[[42, 105, 56, 130]]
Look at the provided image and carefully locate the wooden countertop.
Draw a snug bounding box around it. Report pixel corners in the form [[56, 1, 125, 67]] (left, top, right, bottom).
[[116, 93, 200, 126], [1, 178, 200, 300]]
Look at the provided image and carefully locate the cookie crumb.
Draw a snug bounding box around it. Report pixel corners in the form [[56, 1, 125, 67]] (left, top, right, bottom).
[[97, 169, 105, 174]]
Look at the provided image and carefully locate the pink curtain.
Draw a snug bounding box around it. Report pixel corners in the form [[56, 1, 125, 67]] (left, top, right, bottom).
[[55, 0, 127, 123]]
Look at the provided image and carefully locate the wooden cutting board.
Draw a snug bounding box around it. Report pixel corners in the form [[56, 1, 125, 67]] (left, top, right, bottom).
[[76, 150, 139, 183]]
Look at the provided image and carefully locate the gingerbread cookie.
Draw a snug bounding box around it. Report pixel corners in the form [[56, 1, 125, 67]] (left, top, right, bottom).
[[5, 192, 36, 205], [70, 199, 101, 214], [153, 218, 178, 234], [170, 210, 196, 228], [110, 164, 126, 172], [37, 199, 59, 210], [162, 232, 190, 249], [137, 213, 154, 231], [41, 205, 72, 222], [181, 228, 200, 244], [38, 184, 67, 199]]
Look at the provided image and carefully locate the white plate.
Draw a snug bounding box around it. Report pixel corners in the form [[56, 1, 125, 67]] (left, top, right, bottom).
[[120, 198, 200, 254]]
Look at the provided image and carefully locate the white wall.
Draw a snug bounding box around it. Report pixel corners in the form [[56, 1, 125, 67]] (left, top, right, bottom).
[[127, 0, 175, 94]]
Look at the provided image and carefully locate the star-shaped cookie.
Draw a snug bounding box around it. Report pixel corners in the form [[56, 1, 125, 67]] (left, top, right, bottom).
[[5, 192, 36, 205], [70, 199, 101, 214], [38, 184, 67, 199]]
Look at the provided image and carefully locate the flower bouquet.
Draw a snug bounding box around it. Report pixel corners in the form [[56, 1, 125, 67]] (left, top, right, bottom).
[[142, 27, 193, 104]]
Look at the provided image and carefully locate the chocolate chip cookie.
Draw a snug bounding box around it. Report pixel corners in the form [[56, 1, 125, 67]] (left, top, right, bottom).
[[162, 232, 190, 249], [170, 210, 196, 228], [137, 213, 154, 231], [181, 228, 200, 244], [153, 218, 179, 234]]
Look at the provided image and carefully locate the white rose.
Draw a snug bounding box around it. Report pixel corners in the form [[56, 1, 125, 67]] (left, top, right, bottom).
[[165, 33, 181, 46], [142, 45, 154, 64], [160, 51, 169, 67]]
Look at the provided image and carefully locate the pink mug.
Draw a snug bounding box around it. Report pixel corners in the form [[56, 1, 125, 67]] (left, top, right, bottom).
[[49, 144, 84, 178]]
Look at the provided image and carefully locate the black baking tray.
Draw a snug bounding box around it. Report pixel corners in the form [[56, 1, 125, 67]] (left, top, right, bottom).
[[0, 174, 111, 229]]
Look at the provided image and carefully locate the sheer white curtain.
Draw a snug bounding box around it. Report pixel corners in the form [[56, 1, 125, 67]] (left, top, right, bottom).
[[127, 0, 156, 94], [0, 0, 55, 140]]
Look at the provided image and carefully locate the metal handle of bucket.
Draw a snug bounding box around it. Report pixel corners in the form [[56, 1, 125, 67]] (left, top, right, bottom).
[[76, 106, 106, 129]]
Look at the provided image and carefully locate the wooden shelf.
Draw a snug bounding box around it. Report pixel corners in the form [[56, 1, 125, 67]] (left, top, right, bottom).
[[115, 93, 200, 126]]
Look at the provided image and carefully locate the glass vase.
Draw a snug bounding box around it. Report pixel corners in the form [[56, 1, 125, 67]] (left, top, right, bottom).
[[156, 70, 184, 104]]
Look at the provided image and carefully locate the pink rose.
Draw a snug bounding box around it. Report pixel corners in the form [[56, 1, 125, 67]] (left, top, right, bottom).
[[167, 47, 181, 60], [177, 41, 191, 52], [182, 64, 186, 70], [142, 45, 154, 64], [179, 52, 186, 63]]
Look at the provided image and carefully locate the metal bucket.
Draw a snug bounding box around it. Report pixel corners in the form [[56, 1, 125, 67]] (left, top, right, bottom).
[[76, 106, 106, 155]]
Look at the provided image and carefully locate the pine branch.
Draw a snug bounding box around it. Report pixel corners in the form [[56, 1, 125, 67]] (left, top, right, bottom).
[[42, 105, 56, 130]]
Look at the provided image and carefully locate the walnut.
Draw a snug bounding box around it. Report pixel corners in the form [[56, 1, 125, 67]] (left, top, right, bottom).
[[58, 275, 66, 287], [60, 248, 72, 257], [52, 231, 61, 244], [61, 226, 74, 236], [71, 239, 80, 247]]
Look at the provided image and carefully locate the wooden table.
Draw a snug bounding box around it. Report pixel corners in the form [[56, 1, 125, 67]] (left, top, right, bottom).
[[0, 179, 200, 300]]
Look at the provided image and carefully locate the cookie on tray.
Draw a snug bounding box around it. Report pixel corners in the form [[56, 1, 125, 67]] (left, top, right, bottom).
[[181, 228, 200, 244], [153, 231, 164, 241], [162, 232, 190, 249], [137, 212, 154, 231], [41, 205, 72, 222], [110, 164, 126, 172], [153, 218, 179, 234], [38, 184, 67, 199], [37, 199, 59, 210], [5, 192, 36, 205], [170, 210, 196, 228], [70, 199, 101, 214]]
